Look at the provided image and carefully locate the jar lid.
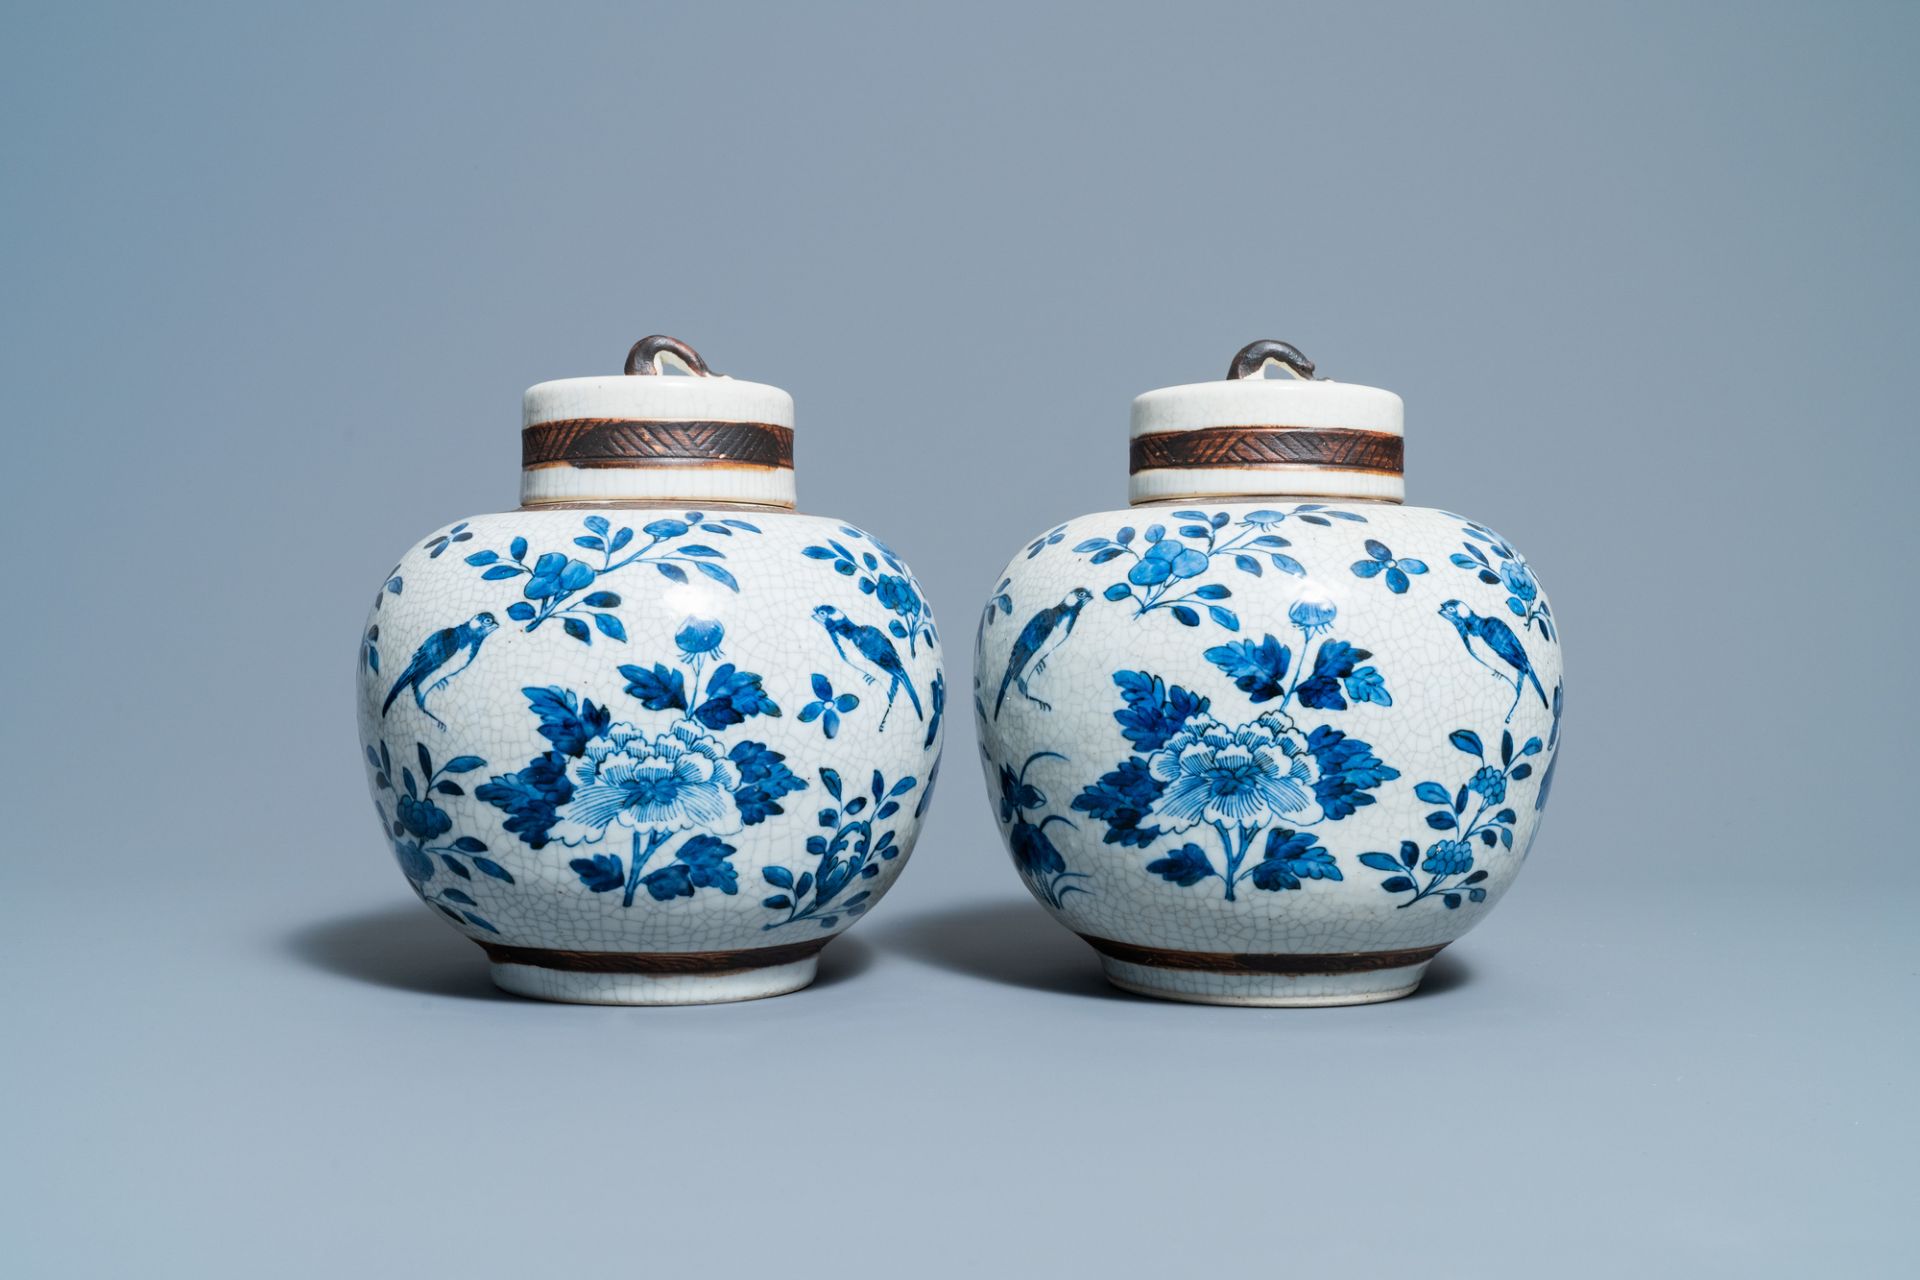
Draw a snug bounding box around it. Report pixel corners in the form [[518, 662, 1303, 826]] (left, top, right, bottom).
[[1129, 340, 1405, 506], [521, 336, 796, 508]]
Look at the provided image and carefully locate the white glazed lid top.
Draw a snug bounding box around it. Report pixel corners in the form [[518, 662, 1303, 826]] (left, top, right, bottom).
[[1129, 340, 1405, 505], [521, 336, 797, 508]]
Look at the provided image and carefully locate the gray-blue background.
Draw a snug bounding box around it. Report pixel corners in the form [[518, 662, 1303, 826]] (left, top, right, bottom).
[[4, 3, 1913, 1274]]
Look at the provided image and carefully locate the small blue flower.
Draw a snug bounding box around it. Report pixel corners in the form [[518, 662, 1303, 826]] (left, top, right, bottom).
[[676, 616, 726, 659], [875, 574, 920, 615], [1422, 839, 1474, 876], [1500, 558, 1538, 603], [1288, 593, 1338, 634], [1468, 765, 1508, 803], [798, 673, 859, 738], [1128, 538, 1210, 586], [396, 795, 452, 841], [1351, 539, 1429, 594]]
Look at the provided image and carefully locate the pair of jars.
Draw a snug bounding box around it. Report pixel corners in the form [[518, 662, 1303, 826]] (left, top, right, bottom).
[[358, 336, 1562, 1006]]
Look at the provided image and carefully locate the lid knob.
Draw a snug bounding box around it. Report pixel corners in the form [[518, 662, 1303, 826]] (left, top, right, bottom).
[[1128, 340, 1405, 507], [521, 336, 796, 509]]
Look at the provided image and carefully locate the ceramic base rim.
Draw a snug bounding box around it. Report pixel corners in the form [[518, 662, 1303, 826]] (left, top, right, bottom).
[[478, 937, 830, 1006], [1079, 935, 1446, 1008]]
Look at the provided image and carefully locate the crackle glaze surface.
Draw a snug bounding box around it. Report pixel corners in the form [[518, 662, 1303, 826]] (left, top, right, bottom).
[[357, 507, 944, 975], [975, 501, 1562, 973]]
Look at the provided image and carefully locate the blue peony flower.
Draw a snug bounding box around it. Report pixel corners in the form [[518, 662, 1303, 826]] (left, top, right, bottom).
[[875, 574, 920, 615], [1144, 710, 1322, 831], [549, 722, 742, 845], [1501, 558, 1538, 603]]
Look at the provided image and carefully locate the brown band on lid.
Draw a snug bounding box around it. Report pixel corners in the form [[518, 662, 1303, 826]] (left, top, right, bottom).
[[1129, 425, 1403, 476], [522, 418, 795, 471]]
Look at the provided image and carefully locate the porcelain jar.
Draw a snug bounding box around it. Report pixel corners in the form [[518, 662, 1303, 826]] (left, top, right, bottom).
[[974, 341, 1563, 1005], [357, 337, 944, 1004]]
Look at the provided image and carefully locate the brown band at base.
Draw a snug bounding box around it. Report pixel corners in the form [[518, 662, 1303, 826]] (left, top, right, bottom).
[[479, 936, 830, 976], [1076, 934, 1445, 975], [1130, 426, 1403, 475], [523, 418, 795, 470]]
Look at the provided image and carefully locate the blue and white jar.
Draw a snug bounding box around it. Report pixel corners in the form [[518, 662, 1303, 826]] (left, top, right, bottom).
[[974, 341, 1563, 1005], [358, 337, 944, 1004]]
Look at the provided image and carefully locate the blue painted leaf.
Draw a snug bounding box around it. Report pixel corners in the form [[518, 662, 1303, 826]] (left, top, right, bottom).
[[417, 743, 433, 778], [803, 546, 838, 560], [1385, 567, 1409, 593], [1381, 875, 1416, 893], [508, 535, 528, 560], [1205, 635, 1290, 702], [443, 755, 485, 774], [1146, 843, 1216, 886], [1359, 852, 1404, 872], [1270, 553, 1306, 576], [1464, 869, 1489, 884], [439, 853, 472, 878], [1233, 554, 1261, 576], [1400, 559, 1427, 574], [679, 545, 724, 558], [583, 515, 610, 536], [1522, 736, 1543, 756], [1450, 730, 1485, 756], [655, 562, 688, 583], [694, 664, 781, 729], [442, 888, 476, 906], [1145, 524, 1165, 542], [1414, 782, 1451, 805], [1351, 558, 1385, 578], [821, 767, 843, 799], [676, 834, 739, 894], [721, 519, 761, 532], [609, 527, 633, 552], [1468, 887, 1487, 902], [1344, 667, 1391, 706], [641, 864, 695, 900], [1501, 730, 1514, 765], [1450, 553, 1479, 569], [562, 617, 591, 645], [451, 835, 488, 853], [811, 673, 833, 700], [1443, 893, 1462, 909], [763, 865, 795, 889], [1072, 538, 1107, 552], [593, 612, 626, 642], [763, 895, 792, 910], [460, 911, 499, 934], [1091, 547, 1123, 564], [506, 601, 536, 621], [619, 663, 688, 712], [1192, 583, 1230, 600], [1170, 605, 1199, 627], [1509, 763, 1533, 780], [482, 565, 523, 580], [1400, 840, 1420, 868], [1103, 583, 1132, 601], [581, 591, 620, 608], [1305, 725, 1399, 820], [472, 857, 514, 882], [466, 550, 499, 566], [644, 519, 690, 538], [1427, 811, 1457, 830], [574, 535, 605, 551], [694, 561, 739, 591]]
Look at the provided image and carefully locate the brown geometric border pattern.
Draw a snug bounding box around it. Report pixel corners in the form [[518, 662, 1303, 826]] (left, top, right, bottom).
[[1077, 933, 1444, 975], [523, 418, 795, 470], [1130, 426, 1403, 476]]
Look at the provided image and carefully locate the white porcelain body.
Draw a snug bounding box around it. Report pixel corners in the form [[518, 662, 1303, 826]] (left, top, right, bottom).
[[975, 500, 1562, 1005], [359, 505, 944, 1003]]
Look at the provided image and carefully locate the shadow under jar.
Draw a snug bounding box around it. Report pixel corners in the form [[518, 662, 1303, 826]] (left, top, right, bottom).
[[357, 336, 945, 1004], [974, 341, 1563, 1006]]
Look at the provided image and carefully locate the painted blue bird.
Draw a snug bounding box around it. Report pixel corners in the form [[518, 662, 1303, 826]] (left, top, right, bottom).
[[382, 612, 499, 730], [995, 587, 1093, 718], [1438, 599, 1546, 723], [811, 605, 922, 730]]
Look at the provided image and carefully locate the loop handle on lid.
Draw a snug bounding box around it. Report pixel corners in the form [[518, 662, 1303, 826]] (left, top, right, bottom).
[[625, 335, 716, 377], [1228, 339, 1317, 382]]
